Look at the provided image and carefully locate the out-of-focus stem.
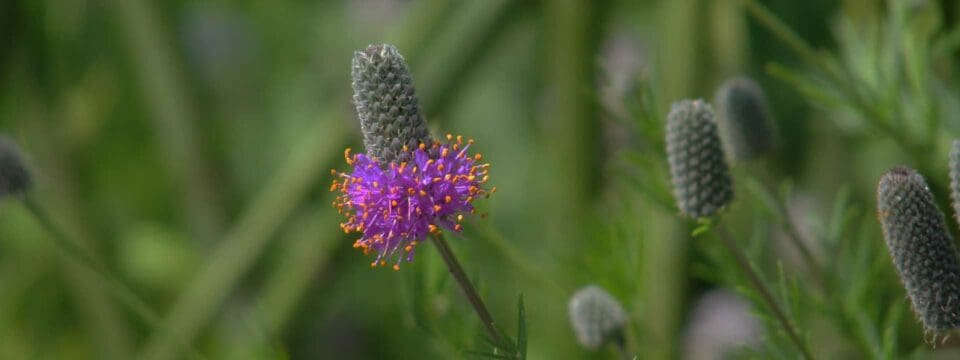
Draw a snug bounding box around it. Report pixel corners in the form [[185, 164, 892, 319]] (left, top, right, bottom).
[[138, 118, 348, 360], [715, 223, 813, 360], [754, 179, 824, 283], [20, 194, 204, 360], [110, 0, 224, 242], [429, 233, 507, 350]]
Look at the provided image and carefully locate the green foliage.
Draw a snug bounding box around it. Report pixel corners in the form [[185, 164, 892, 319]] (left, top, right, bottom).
[[3, 0, 960, 358]]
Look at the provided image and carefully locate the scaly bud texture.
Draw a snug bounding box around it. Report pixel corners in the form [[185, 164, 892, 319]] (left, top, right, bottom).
[[568, 285, 627, 350], [351, 44, 431, 164], [877, 166, 960, 333], [714, 77, 776, 162], [949, 140, 960, 226], [0, 135, 32, 197], [665, 99, 734, 218]]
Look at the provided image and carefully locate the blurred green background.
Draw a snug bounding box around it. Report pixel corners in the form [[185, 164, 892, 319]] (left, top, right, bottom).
[[3, 0, 960, 359]]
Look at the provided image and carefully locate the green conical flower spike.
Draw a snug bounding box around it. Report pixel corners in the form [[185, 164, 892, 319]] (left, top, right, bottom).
[[666, 99, 734, 218], [351, 44, 431, 164], [568, 285, 627, 351], [714, 77, 777, 162], [0, 135, 32, 198], [949, 140, 960, 225], [877, 166, 960, 334]]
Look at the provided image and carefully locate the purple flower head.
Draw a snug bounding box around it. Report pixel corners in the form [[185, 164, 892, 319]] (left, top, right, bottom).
[[332, 134, 494, 270]]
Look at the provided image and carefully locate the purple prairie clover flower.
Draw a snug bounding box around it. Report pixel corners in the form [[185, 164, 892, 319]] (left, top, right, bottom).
[[331, 135, 494, 270]]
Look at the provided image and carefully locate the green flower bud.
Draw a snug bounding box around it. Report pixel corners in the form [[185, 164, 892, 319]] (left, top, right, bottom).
[[877, 166, 960, 333], [714, 77, 777, 162], [351, 44, 431, 164], [568, 285, 627, 351], [666, 99, 734, 218]]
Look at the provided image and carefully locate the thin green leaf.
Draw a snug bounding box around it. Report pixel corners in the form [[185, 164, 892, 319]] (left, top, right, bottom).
[[516, 294, 527, 360], [691, 218, 713, 238]]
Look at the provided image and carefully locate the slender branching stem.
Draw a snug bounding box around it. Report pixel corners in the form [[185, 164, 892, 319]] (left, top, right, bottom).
[[755, 179, 824, 283], [714, 223, 814, 360], [429, 233, 507, 350], [613, 335, 632, 360], [738, 0, 926, 165], [20, 194, 205, 360]]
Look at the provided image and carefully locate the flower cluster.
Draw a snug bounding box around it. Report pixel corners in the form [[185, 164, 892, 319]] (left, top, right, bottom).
[[331, 135, 494, 270]]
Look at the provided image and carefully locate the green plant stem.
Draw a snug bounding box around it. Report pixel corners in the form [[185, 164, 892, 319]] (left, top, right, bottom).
[[755, 179, 824, 283], [739, 0, 927, 165], [110, 0, 224, 242], [614, 336, 632, 360], [714, 223, 814, 360], [414, 0, 529, 120], [254, 209, 338, 336], [740, 0, 955, 233], [137, 119, 348, 360], [430, 233, 507, 351], [20, 194, 205, 360]]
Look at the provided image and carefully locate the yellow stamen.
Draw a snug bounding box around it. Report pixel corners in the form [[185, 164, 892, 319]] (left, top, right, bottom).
[[344, 148, 353, 165]]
